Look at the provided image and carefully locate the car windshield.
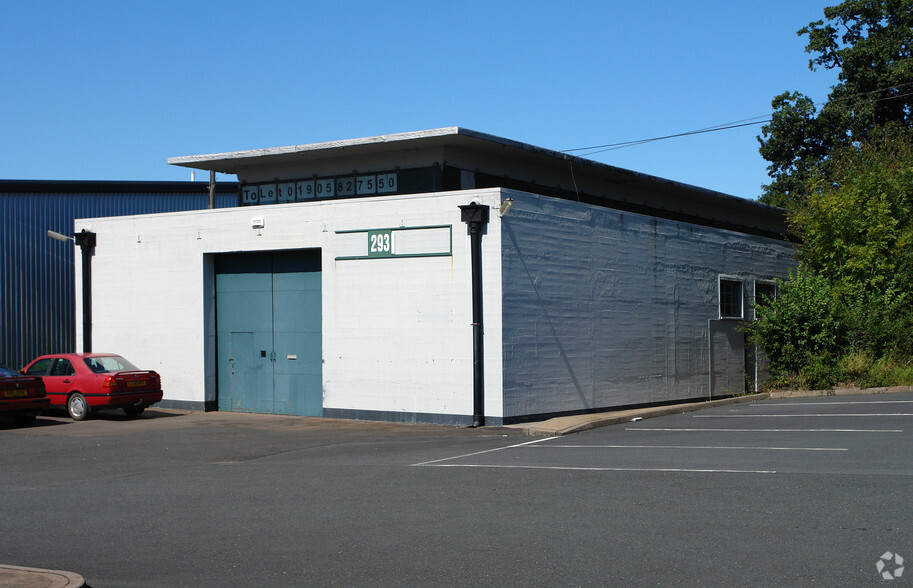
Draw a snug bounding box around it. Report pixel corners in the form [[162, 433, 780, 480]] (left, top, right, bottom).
[[83, 356, 140, 373], [0, 365, 19, 377]]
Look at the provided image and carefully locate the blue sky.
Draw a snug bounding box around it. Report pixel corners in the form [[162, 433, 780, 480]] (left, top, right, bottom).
[[1, 1, 839, 200]]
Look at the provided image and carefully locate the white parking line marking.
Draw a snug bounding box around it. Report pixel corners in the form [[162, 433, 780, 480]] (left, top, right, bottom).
[[761, 401, 913, 406], [421, 464, 777, 474], [411, 436, 556, 466], [627, 428, 902, 433], [694, 413, 913, 418], [529, 445, 847, 451]]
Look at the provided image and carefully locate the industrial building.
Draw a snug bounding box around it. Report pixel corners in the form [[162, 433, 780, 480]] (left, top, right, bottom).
[[1, 180, 238, 369], [71, 128, 794, 425]]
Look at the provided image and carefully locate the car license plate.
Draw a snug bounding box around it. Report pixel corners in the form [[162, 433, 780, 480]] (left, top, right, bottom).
[[2, 389, 29, 398], [126, 380, 146, 388]]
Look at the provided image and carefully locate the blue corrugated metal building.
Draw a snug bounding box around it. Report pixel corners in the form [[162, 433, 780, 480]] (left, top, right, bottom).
[[0, 180, 238, 369]]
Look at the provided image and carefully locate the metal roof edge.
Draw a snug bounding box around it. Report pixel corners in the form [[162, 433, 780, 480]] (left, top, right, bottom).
[[451, 129, 780, 210], [165, 127, 781, 211], [167, 128, 468, 166], [0, 179, 240, 194]]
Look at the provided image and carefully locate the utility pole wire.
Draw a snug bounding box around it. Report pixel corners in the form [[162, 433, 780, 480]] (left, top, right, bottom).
[[563, 82, 913, 157], [563, 120, 770, 157]]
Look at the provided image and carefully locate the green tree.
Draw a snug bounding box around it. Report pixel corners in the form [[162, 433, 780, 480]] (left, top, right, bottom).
[[758, 0, 913, 208], [790, 133, 913, 295], [792, 133, 913, 356], [747, 133, 913, 388]]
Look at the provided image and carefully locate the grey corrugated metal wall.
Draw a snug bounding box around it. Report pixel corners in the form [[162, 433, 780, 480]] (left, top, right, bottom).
[[1, 181, 238, 369]]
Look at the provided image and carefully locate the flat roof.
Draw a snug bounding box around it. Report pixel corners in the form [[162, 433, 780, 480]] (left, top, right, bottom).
[[168, 127, 789, 239], [169, 128, 529, 170], [0, 179, 239, 194]]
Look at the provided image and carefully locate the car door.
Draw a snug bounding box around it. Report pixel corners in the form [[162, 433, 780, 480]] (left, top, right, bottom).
[[41, 358, 77, 405], [24, 358, 56, 405]]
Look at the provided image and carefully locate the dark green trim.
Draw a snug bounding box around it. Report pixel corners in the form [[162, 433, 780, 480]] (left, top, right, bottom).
[[335, 252, 452, 261], [157, 399, 218, 412], [335, 224, 452, 260], [323, 407, 502, 426], [335, 223, 451, 234]]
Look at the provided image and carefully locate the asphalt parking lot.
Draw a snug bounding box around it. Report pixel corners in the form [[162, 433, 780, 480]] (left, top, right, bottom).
[[1, 391, 910, 586], [419, 394, 913, 476]]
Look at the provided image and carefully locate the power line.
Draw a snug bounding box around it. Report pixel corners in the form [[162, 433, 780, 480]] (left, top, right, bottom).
[[563, 119, 771, 157], [829, 80, 913, 105], [563, 82, 913, 157]]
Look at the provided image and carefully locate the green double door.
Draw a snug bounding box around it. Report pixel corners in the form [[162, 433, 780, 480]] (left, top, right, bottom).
[[215, 250, 322, 416]]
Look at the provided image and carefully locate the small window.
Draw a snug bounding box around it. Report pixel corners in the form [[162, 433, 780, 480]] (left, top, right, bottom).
[[719, 279, 743, 318], [755, 282, 777, 305], [50, 359, 75, 377], [25, 358, 52, 376], [83, 355, 137, 373]]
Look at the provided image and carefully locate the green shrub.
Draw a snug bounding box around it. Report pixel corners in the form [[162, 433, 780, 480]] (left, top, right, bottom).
[[861, 358, 913, 388], [749, 135, 913, 391], [746, 268, 844, 379], [839, 349, 873, 381], [799, 353, 840, 390]]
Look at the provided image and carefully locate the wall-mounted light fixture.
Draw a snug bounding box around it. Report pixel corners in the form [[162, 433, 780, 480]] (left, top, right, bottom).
[[251, 217, 264, 237], [499, 198, 514, 216], [47, 229, 96, 352], [47, 230, 73, 242]]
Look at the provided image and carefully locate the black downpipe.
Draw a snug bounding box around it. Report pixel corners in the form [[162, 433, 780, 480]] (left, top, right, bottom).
[[74, 230, 96, 353], [459, 203, 490, 427]]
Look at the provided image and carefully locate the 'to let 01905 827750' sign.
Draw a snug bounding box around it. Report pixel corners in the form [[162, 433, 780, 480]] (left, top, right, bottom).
[[242, 172, 398, 205]]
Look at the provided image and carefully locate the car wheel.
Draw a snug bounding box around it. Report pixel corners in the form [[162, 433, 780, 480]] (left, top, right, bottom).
[[67, 393, 90, 421], [122, 405, 145, 417], [14, 414, 37, 425]]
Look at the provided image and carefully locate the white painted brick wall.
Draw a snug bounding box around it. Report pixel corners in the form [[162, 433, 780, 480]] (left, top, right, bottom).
[[76, 189, 504, 419]]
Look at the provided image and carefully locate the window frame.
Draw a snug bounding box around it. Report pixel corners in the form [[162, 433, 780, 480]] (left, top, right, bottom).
[[753, 280, 777, 304], [50, 358, 75, 377], [718, 277, 744, 319], [750, 280, 777, 321], [24, 358, 53, 376]]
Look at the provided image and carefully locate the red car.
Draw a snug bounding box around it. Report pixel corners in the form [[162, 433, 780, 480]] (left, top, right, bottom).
[[22, 353, 163, 421], [0, 365, 50, 425]]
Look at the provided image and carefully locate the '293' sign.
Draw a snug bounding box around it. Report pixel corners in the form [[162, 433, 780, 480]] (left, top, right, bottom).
[[368, 230, 393, 257]]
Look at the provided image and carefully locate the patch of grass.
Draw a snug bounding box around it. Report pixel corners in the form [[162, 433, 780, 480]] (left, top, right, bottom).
[[764, 354, 913, 391], [839, 349, 873, 380], [861, 358, 913, 388]]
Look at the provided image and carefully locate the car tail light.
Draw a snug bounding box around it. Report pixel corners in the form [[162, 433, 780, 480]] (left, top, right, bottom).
[[103, 376, 117, 389]]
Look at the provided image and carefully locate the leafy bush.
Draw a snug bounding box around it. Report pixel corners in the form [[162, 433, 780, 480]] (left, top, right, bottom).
[[799, 353, 841, 391], [747, 268, 843, 379], [861, 358, 913, 389], [750, 133, 913, 391], [753, 0, 913, 388], [838, 349, 873, 381]]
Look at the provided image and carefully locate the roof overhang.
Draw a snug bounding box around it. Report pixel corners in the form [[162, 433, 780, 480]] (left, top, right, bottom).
[[168, 127, 789, 239]]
